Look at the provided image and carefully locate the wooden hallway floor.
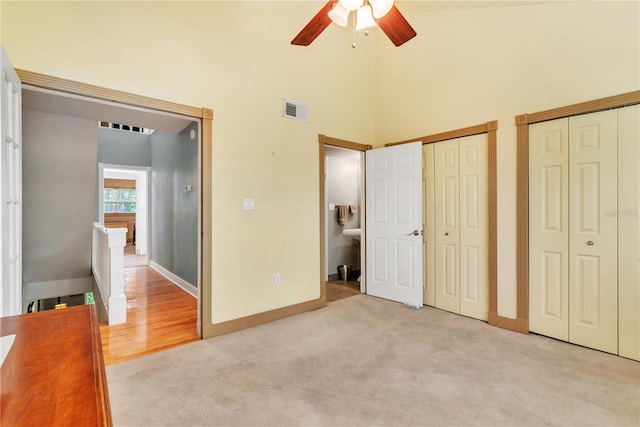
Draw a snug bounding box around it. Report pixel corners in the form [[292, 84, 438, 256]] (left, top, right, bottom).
[[326, 280, 361, 303], [99, 265, 199, 365]]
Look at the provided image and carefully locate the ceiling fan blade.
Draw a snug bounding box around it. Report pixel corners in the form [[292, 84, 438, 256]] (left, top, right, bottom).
[[375, 5, 417, 47], [291, 0, 338, 46]]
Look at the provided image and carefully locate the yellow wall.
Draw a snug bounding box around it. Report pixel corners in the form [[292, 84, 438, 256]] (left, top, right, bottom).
[[1, 1, 375, 323], [374, 1, 639, 318], [2, 1, 638, 323]]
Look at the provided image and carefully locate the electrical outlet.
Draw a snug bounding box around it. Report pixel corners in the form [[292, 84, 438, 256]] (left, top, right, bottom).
[[274, 273, 281, 286]]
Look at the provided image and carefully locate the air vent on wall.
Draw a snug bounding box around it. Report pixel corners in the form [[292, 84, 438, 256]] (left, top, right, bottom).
[[283, 99, 308, 122]]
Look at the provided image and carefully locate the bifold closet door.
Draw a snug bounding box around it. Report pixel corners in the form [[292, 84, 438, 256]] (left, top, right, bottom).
[[529, 118, 570, 341], [617, 105, 639, 361], [434, 139, 460, 314], [530, 110, 620, 355], [432, 135, 488, 320], [459, 135, 488, 320], [568, 110, 618, 354], [423, 144, 436, 307]]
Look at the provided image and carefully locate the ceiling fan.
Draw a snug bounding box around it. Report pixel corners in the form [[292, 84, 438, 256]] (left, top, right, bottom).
[[291, 0, 417, 47]]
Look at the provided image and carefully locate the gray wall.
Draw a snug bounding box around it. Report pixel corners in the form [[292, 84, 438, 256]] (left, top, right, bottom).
[[174, 125, 198, 285], [22, 109, 98, 283], [326, 154, 361, 276], [97, 127, 151, 166], [150, 124, 198, 286]]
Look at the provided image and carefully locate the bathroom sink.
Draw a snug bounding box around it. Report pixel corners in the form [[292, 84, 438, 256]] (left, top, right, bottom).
[[342, 228, 361, 241]]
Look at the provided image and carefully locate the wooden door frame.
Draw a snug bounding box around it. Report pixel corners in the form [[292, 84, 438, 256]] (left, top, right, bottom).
[[514, 90, 640, 334], [318, 135, 372, 302], [385, 121, 498, 321], [15, 69, 213, 339]]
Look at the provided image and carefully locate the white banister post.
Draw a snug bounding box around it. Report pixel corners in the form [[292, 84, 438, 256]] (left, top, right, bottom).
[[107, 228, 127, 325], [92, 224, 98, 272]]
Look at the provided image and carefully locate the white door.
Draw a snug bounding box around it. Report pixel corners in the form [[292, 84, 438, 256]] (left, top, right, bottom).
[[430, 135, 489, 320], [569, 110, 618, 354], [459, 134, 488, 320], [366, 142, 423, 308], [618, 105, 640, 361], [434, 139, 460, 314], [529, 118, 570, 341], [0, 47, 22, 317], [422, 144, 436, 306], [529, 110, 620, 355]]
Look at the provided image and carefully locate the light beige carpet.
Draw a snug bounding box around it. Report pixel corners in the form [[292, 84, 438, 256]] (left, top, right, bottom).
[[106, 295, 639, 426]]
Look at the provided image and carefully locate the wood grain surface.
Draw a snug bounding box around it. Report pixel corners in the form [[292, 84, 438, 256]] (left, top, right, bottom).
[[0, 305, 112, 426]]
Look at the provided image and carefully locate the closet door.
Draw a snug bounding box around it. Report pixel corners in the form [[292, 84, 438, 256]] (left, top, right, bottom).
[[434, 139, 460, 314], [617, 105, 639, 361], [459, 134, 488, 320], [423, 144, 436, 307], [568, 110, 618, 354], [528, 118, 569, 341]]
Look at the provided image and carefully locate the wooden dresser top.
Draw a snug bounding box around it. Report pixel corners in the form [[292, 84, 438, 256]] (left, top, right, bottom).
[[1, 304, 112, 426]]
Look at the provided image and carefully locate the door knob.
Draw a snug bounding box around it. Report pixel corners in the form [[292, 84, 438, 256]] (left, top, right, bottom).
[[445, 232, 449, 236], [587, 240, 594, 246], [407, 230, 420, 236]]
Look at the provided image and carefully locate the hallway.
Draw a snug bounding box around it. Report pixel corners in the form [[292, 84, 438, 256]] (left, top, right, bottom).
[[99, 262, 198, 365]]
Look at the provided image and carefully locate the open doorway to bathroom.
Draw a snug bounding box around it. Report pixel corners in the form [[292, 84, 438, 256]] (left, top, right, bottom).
[[320, 136, 369, 303]]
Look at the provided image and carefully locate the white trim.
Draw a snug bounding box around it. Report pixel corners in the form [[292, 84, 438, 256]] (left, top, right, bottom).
[[150, 260, 197, 298], [195, 121, 202, 337], [97, 165, 105, 224], [359, 150, 366, 293], [324, 156, 329, 280], [1, 46, 23, 317], [99, 163, 151, 173]]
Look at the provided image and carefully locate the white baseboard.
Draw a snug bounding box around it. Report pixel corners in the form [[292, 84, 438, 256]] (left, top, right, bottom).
[[149, 261, 197, 298]]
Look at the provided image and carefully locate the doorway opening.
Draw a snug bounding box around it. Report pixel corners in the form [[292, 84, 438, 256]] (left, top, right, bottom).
[[16, 69, 212, 340], [318, 135, 371, 304], [99, 164, 150, 268], [324, 145, 364, 302]]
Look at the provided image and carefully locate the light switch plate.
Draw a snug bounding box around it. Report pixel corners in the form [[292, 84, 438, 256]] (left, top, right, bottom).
[[329, 203, 336, 211], [243, 198, 255, 210]]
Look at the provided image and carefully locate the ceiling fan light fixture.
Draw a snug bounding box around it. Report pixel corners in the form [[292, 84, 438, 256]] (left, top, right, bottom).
[[355, 4, 377, 31], [369, 0, 394, 19], [328, 2, 350, 27], [291, 0, 416, 47], [340, 0, 363, 12]]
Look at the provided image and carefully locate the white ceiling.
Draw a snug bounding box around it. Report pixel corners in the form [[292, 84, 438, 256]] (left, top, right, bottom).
[[22, 86, 195, 134]]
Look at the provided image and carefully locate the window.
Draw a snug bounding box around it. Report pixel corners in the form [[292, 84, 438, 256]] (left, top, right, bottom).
[[104, 188, 136, 213]]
